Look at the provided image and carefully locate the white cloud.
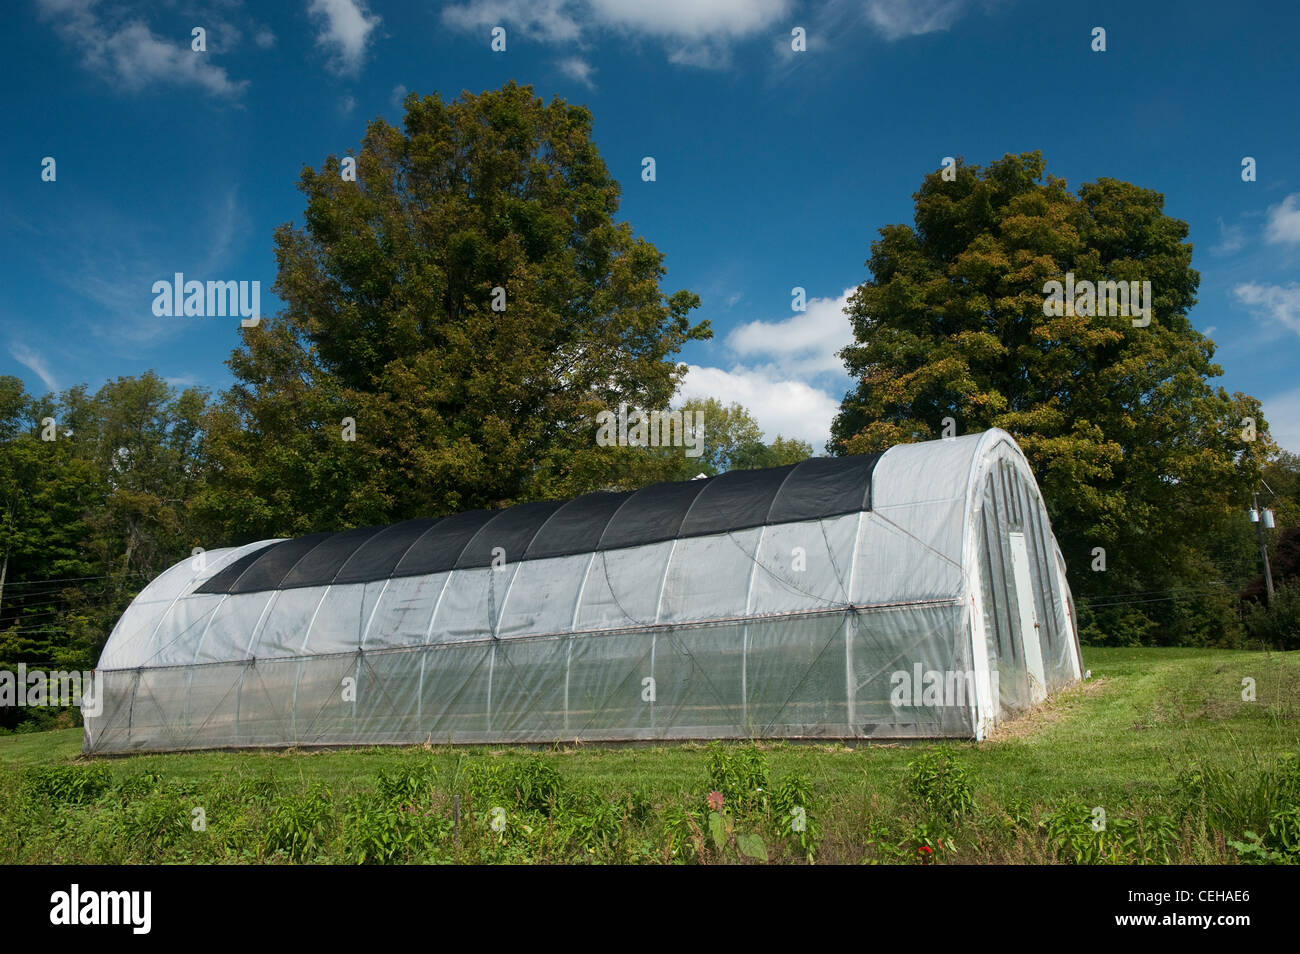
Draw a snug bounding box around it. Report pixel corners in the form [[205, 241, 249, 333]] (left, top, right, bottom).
[[675, 287, 855, 447], [441, 0, 789, 66], [557, 56, 596, 87], [308, 0, 381, 76], [441, 0, 972, 66], [1265, 194, 1300, 245], [863, 0, 970, 40], [680, 364, 841, 449], [253, 28, 277, 49], [1263, 387, 1300, 455], [9, 342, 59, 392], [391, 83, 408, 107], [587, 0, 791, 37], [1234, 282, 1300, 336], [725, 287, 855, 378], [441, 0, 582, 43], [36, 0, 248, 97], [339, 93, 357, 114]]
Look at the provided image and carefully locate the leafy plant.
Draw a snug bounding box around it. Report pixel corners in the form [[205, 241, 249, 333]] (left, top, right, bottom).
[[662, 802, 707, 864], [120, 793, 193, 855], [908, 822, 956, 864], [771, 772, 821, 861], [905, 748, 976, 821], [342, 792, 449, 864], [264, 787, 335, 862], [1039, 802, 1175, 864], [705, 743, 768, 811], [463, 756, 566, 815], [23, 764, 111, 805], [1230, 806, 1300, 864], [374, 766, 437, 806]]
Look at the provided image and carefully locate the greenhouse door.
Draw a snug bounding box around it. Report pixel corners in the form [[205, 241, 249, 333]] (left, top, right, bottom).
[[1008, 531, 1047, 702]]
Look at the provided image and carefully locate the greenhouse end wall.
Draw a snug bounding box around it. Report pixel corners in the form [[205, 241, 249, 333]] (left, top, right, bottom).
[[84, 429, 1079, 753]]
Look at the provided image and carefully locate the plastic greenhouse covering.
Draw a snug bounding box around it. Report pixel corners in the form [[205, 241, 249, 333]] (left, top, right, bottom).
[[84, 428, 1082, 753]]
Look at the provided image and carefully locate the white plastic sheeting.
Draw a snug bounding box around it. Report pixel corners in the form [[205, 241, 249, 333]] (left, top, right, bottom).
[[84, 429, 1081, 752]]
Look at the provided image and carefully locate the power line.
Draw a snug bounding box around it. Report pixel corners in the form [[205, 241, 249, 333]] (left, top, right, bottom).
[[1, 573, 147, 588]]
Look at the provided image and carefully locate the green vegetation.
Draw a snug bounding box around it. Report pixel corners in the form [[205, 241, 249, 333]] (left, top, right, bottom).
[[830, 151, 1289, 647], [1, 648, 1296, 864]]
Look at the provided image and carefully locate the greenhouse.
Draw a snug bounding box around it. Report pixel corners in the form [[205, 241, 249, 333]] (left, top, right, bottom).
[[84, 428, 1082, 753]]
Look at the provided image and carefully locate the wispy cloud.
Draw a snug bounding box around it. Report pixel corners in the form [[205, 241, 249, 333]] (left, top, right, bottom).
[[36, 0, 249, 97], [557, 56, 596, 88], [1265, 194, 1300, 245], [442, 0, 791, 69], [308, 0, 382, 76], [442, 0, 583, 43], [863, 0, 971, 40], [9, 342, 59, 392], [1211, 216, 1247, 256], [12, 187, 250, 351], [1234, 282, 1300, 337]]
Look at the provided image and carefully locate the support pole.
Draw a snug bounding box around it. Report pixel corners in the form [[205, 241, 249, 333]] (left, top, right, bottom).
[[1255, 493, 1276, 606]]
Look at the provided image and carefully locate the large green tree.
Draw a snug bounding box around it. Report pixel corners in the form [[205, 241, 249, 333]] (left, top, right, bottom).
[[830, 152, 1270, 646], [198, 83, 709, 541]]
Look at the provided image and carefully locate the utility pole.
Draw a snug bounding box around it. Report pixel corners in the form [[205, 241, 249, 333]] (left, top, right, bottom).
[[1253, 492, 1275, 606]]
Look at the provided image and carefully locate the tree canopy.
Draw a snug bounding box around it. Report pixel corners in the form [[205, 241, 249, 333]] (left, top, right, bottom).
[[196, 82, 710, 540], [831, 152, 1272, 645]]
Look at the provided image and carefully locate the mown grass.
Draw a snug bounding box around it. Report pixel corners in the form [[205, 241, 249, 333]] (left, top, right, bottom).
[[1, 647, 1297, 864]]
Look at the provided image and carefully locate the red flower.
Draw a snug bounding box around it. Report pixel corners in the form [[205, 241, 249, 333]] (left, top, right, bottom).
[[918, 845, 932, 855], [707, 791, 725, 812]]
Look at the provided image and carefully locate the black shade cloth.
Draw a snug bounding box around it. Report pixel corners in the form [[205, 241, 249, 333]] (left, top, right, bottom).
[[523, 492, 629, 560], [456, 500, 566, 568], [680, 464, 797, 536], [198, 545, 274, 593], [767, 454, 876, 523], [391, 510, 494, 577], [197, 451, 884, 594], [227, 532, 334, 594], [335, 518, 441, 584], [276, 526, 383, 590], [599, 479, 709, 550]]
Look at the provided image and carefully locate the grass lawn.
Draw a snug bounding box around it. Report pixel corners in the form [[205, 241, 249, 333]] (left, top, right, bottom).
[[2, 646, 1297, 864]]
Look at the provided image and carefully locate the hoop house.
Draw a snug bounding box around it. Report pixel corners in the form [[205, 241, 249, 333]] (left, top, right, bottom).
[[84, 428, 1081, 753]]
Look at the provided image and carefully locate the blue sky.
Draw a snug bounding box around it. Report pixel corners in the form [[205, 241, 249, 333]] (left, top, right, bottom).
[[3, 0, 1298, 452]]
